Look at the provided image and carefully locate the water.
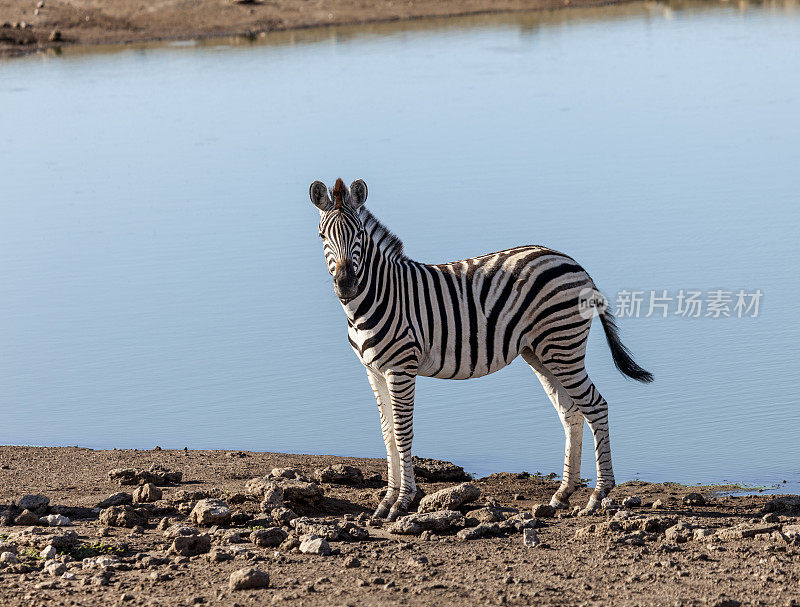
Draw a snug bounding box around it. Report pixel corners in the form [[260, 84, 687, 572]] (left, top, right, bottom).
[[1, 1, 799, 489]]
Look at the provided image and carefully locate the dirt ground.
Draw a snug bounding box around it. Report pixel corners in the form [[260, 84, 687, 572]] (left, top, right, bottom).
[[1, 447, 800, 606], [0, 0, 633, 57]]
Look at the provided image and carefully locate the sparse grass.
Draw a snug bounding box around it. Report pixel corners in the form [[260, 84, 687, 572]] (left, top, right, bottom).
[[61, 542, 125, 561]]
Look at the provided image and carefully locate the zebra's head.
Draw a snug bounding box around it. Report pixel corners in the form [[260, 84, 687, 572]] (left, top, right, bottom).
[[309, 177, 368, 303]]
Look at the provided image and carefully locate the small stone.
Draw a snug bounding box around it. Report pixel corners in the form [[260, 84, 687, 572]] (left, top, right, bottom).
[[40, 545, 58, 560], [98, 493, 133, 508], [271, 506, 298, 525], [532, 503, 556, 519], [412, 457, 469, 482], [15, 509, 42, 526], [299, 535, 331, 556], [189, 499, 231, 527], [344, 556, 361, 568], [622, 496, 642, 508], [683, 493, 706, 506], [277, 480, 324, 505], [388, 510, 465, 535], [762, 512, 779, 523], [18, 494, 50, 513], [209, 547, 233, 562], [652, 499, 664, 509], [250, 527, 288, 548], [0, 551, 19, 564], [37, 1, 45, 7], [133, 483, 162, 504], [314, 464, 364, 485], [260, 483, 284, 512], [44, 560, 66, 576], [513, 494, 525, 501], [170, 534, 212, 557], [99, 505, 148, 528], [601, 497, 617, 511], [417, 483, 481, 513], [665, 521, 693, 543], [48, 29, 61, 42], [456, 523, 498, 541], [523, 528, 540, 548], [43, 514, 71, 527]]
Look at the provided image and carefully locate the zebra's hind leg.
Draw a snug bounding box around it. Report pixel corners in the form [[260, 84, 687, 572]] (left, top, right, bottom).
[[549, 365, 616, 515], [521, 348, 583, 510], [366, 368, 401, 519]]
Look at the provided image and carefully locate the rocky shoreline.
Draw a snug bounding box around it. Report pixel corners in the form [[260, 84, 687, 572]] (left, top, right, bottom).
[[0, 0, 633, 58], [1, 446, 799, 606]]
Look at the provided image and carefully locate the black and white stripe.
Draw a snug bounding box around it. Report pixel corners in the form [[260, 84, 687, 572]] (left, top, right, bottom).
[[310, 178, 652, 520]]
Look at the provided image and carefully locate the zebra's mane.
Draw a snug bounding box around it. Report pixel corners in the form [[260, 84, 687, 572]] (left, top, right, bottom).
[[359, 207, 407, 261]]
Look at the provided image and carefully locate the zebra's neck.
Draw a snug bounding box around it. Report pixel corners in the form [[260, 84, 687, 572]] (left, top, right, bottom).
[[340, 208, 414, 319]]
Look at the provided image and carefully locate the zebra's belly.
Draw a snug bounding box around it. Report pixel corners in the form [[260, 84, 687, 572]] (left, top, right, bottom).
[[417, 352, 516, 380]]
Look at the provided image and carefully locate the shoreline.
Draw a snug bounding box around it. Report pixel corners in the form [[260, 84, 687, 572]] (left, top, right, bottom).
[[0, 0, 635, 59], [1, 446, 799, 605]]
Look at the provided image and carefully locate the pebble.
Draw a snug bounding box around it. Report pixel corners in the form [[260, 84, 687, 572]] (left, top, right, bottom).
[[298, 535, 331, 556], [170, 534, 211, 557], [523, 528, 540, 548], [250, 528, 288, 548], [418, 483, 480, 513], [314, 464, 364, 484], [189, 499, 231, 527], [622, 496, 642, 508], [40, 545, 58, 560], [652, 499, 664, 509], [0, 551, 19, 564], [388, 510, 465, 535], [343, 556, 361, 568], [133, 483, 162, 504], [44, 560, 66, 576], [97, 493, 133, 508], [99, 505, 147, 528], [15, 509, 41, 526], [683, 493, 706, 506], [532, 503, 556, 519], [42, 514, 71, 527]]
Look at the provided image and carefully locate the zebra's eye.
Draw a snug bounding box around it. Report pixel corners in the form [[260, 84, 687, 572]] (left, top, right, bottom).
[[319, 232, 325, 239]]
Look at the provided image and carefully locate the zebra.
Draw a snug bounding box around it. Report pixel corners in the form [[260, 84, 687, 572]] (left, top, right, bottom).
[[309, 177, 653, 520]]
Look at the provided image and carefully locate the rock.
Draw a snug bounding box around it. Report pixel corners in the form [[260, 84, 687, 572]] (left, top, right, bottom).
[[761, 512, 779, 523], [163, 524, 199, 538], [418, 483, 480, 513], [42, 514, 71, 527], [250, 527, 288, 548], [209, 547, 233, 562], [665, 521, 693, 543], [523, 528, 540, 547], [0, 510, 14, 526], [465, 506, 506, 525], [18, 495, 50, 513], [0, 551, 19, 564], [716, 523, 778, 541], [652, 499, 664, 509], [683, 493, 706, 506], [693, 528, 715, 540], [133, 483, 162, 504], [48, 29, 61, 42], [314, 464, 364, 484], [271, 507, 298, 526], [344, 556, 361, 568], [270, 468, 302, 479], [15, 509, 41, 526], [412, 457, 469, 482], [229, 568, 270, 591], [83, 555, 120, 569], [388, 510, 465, 535], [189, 499, 231, 527], [299, 535, 331, 556], [260, 484, 284, 512], [97, 493, 133, 508], [170, 533, 211, 556], [277, 480, 324, 505], [532, 503, 556, 519], [245, 477, 273, 498], [762, 496, 800, 513], [622, 496, 642, 508], [99, 505, 148, 528], [601, 497, 617, 511], [44, 560, 66, 576], [108, 465, 181, 486], [456, 523, 499, 541]]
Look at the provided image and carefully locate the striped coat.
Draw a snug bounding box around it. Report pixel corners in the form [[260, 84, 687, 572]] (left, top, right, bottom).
[[311, 178, 652, 520]]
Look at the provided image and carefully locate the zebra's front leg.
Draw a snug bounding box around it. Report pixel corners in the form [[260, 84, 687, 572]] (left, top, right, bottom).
[[366, 368, 401, 519], [386, 370, 417, 522]]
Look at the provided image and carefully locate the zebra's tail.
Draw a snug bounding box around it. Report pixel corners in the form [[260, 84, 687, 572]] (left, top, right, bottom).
[[598, 305, 654, 383]]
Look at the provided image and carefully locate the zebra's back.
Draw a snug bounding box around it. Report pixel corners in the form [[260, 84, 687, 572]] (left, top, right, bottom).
[[413, 245, 595, 380]]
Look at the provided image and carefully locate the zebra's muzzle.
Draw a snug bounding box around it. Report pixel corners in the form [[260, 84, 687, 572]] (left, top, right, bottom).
[[334, 258, 358, 302]]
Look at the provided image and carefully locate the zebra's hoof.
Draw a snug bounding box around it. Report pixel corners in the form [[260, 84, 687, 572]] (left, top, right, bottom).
[[387, 505, 407, 522], [549, 496, 570, 510], [578, 498, 601, 516], [373, 505, 389, 519]]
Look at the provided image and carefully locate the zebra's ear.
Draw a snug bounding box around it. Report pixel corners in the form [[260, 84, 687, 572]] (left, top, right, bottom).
[[309, 181, 333, 211], [349, 179, 368, 209]]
